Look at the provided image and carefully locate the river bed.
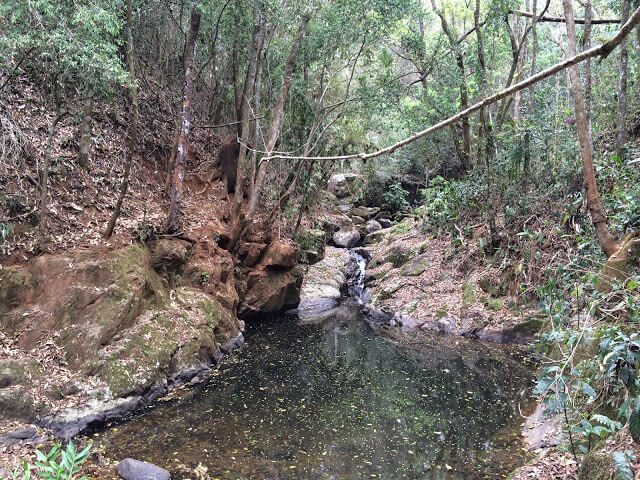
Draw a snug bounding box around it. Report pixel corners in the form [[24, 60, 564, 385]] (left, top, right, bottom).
[[89, 302, 535, 479]]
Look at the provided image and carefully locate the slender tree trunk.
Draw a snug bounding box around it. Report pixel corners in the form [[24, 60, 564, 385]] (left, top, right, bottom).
[[228, 10, 266, 249], [229, 13, 309, 251], [232, 0, 242, 131], [164, 118, 181, 196], [433, 0, 471, 170], [524, 0, 538, 176], [166, 4, 201, 233], [562, 0, 619, 258], [584, 0, 593, 132], [38, 106, 65, 250], [104, 0, 139, 238], [617, 0, 631, 158], [77, 94, 93, 169]]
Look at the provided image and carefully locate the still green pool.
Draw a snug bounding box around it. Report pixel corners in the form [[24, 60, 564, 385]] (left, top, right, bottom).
[[91, 305, 535, 479]]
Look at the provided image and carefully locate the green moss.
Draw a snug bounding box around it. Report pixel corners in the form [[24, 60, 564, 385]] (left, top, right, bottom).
[[0, 267, 37, 313], [462, 283, 476, 309], [486, 298, 504, 311], [512, 317, 543, 336], [577, 452, 613, 480], [199, 299, 221, 330]]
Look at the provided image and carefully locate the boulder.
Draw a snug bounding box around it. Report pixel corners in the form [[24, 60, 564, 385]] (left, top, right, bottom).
[[375, 211, 392, 220], [365, 220, 382, 234], [363, 226, 396, 245], [237, 242, 267, 268], [399, 253, 430, 277], [351, 215, 366, 225], [350, 207, 371, 219], [259, 242, 297, 269], [328, 173, 359, 198], [333, 228, 360, 248], [298, 247, 351, 320], [116, 458, 170, 480], [239, 267, 304, 318], [148, 239, 192, 274], [378, 218, 393, 229], [598, 232, 640, 293]]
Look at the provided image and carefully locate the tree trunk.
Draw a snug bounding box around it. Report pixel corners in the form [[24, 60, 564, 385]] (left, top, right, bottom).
[[524, 0, 538, 175], [562, 0, 619, 258], [433, 0, 471, 170], [77, 94, 93, 169], [38, 107, 65, 250], [104, 0, 139, 238], [584, 0, 592, 132], [617, 0, 631, 158], [227, 10, 266, 249], [229, 13, 309, 251], [166, 3, 201, 233], [164, 118, 181, 196]]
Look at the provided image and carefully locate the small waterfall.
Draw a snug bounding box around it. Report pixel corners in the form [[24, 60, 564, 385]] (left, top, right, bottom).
[[348, 250, 367, 304]]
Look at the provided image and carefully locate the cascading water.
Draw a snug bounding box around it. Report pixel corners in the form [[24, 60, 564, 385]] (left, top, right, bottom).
[[348, 250, 366, 303]]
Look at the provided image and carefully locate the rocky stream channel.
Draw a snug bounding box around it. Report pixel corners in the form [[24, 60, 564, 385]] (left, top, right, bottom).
[[85, 249, 537, 480]]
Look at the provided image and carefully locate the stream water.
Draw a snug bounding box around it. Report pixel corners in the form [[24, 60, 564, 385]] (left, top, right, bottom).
[[90, 313, 535, 478], [90, 254, 535, 479]]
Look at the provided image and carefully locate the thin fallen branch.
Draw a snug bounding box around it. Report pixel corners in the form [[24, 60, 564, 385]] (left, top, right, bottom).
[[509, 9, 620, 24], [261, 6, 640, 163]]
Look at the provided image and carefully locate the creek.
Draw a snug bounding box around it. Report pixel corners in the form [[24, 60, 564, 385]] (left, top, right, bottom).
[[89, 255, 536, 479]]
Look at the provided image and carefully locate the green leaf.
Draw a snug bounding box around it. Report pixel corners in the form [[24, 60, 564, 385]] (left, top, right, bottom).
[[630, 407, 640, 443], [613, 451, 634, 480]]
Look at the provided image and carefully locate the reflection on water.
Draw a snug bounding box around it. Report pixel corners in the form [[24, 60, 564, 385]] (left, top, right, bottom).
[[91, 305, 534, 479]]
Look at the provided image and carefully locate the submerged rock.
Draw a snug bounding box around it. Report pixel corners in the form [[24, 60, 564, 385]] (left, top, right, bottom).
[[116, 458, 170, 480]]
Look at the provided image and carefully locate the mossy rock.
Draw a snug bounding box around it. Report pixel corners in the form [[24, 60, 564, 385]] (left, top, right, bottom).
[[577, 452, 613, 480], [486, 297, 504, 311], [462, 283, 476, 309], [0, 267, 37, 319], [512, 317, 543, 336], [400, 253, 430, 277]]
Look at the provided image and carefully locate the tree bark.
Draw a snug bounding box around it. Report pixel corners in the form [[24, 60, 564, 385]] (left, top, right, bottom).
[[104, 0, 139, 238], [229, 13, 309, 250], [509, 9, 620, 23], [77, 94, 93, 169], [165, 3, 201, 233], [584, 0, 593, 131], [227, 9, 266, 249], [562, 0, 619, 258], [617, 0, 631, 158], [38, 106, 65, 250], [433, 0, 471, 170]]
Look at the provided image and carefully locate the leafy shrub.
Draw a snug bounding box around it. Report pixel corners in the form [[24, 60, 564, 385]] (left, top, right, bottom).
[[414, 176, 458, 234], [382, 182, 410, 213], [2, 441, 92, 480]]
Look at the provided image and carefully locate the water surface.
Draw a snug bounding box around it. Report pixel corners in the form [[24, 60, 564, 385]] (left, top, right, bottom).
[[92, 305, 534, 479]]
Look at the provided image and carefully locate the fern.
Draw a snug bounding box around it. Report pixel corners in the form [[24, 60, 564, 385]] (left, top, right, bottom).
[[613, 451, 635, 480], [591, 414, 622, 432]]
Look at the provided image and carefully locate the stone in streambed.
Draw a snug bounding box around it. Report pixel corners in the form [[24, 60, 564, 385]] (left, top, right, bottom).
[[365, 220, 382, 234], [333, 228, 360, 248], [116, 458, 170, 480], [378, 218, 393, 228]]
